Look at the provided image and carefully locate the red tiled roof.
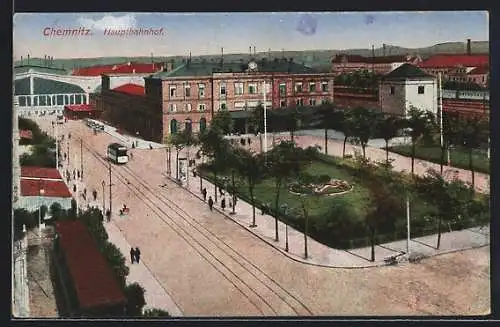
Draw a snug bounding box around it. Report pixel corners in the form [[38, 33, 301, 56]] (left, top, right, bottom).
[[20, 179, 71, 197], [21, 166, 62, 180], [419, 54, 489, 68], [468, 66, 489, 75], [112, 83, 145, 96], [56, 220, 126, 310], [71, 62, 163, 76], [64, 104, 95, 112], [19, 130, 33, 140]]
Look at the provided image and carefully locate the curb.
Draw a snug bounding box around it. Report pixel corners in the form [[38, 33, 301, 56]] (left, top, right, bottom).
[[164, 174, 490, 270]]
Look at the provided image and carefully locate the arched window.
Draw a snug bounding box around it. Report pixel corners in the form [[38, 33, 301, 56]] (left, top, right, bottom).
[[185, 119, 192, 134], [170, 119, 178, 134], [199, 118, 207, 132]]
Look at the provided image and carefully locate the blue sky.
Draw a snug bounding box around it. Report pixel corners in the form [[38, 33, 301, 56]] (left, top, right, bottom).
[[13, 12, 489, 59]]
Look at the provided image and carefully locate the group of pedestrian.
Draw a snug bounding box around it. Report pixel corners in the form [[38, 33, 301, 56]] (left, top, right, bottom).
[[202, 187, 237, 213], [130, 247, 142, 264]]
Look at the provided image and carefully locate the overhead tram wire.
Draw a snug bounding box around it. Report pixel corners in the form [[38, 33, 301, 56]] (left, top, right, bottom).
[[80, 139, 313, 316]]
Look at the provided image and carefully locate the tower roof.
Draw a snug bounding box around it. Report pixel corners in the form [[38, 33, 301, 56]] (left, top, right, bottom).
[[381, 63, 434, 81]]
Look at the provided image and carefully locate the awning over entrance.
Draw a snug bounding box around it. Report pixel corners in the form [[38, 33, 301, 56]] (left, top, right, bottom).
[[64, 104, 95, 112], [229, 110, 252, 119]]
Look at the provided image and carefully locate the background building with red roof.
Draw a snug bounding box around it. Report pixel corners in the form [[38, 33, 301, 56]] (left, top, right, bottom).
[[18, 166, 72, 211], [417, 39, 489, 86], [331, 54, 422, 75], [71, 61, 164, 76], [53, 220, 126, 316]]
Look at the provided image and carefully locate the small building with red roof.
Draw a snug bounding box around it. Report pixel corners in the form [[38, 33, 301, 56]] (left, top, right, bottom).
[[18, 166, 72, 211], [53, 220, 126, 316], [63, 104, 98, 120], [112, 83, 145, 96]]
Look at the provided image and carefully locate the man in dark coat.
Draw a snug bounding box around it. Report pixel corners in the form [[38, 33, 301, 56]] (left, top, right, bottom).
[[221, 198, 226, 211], [135, 247, 141, 263], [208, 196, 214, 211], [202, 188, 207, 201], [130, 248, 136, 264]]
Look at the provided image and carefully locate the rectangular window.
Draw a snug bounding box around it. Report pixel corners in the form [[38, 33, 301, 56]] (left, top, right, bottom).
[[198, 84, 205, 98], [170, 86, 177, 98], [220, 83, 227, 97], [169, 104, 177, 112], [418, 86, 425, 94], [249, 83, 257, 94], [309, 98, 316, 106], [309, 82, 316, 92], [220, 103, 227, 110], [321, 98, 328, 105], [234, 82, 244, 95], [321, 81, 329, 92], [199, 103, 206, 111], [280, 100, 286, 108], [295, 82, 303, 93], [296, 99, 304, 106], [279, 83, 286, 96], [264, 82, 271, 94], [185, 85, 191, 97], [186, 103, 192, 112], [390, 86, 395, 95]]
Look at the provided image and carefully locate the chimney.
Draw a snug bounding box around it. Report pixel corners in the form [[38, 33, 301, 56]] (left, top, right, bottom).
[[249, 46, 252, 58], [268, 48, 271, 59], [221, 47, 224, 66], [253, 46, 256, 57], [383, 44, 386, 57], [27, 54, 30, 65], [467, 39, 471, 55]]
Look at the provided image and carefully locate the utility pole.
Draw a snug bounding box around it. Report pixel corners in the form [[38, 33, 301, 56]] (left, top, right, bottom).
[[263, 80, 268, 162], [80, 139, 84, 180], [54, 121, 59, 171], [67, 140, 70, 165], [406, 196, 411, 259], [108, 161, 112, 216], [438, 72, 444, 174]]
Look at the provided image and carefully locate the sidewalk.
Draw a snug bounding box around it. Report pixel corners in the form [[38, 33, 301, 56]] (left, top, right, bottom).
[[62, 143, 183, 317], [170, 147, 489, 268]]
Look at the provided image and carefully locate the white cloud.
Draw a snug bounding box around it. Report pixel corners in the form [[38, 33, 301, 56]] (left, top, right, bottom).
[[77, 14, 137, 31]]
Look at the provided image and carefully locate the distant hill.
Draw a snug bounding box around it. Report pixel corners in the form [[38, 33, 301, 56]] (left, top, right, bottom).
[[14, 41, 488, 73]]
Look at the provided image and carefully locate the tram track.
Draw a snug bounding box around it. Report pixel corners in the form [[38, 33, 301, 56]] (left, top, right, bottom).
[[81, 140, 314, 316]]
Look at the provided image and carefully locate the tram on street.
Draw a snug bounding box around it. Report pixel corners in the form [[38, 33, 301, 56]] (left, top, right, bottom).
[[107, 143, 129, 164]]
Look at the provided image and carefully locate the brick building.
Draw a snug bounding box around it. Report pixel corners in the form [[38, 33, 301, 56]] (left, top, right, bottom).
[[95, 58, 335, 141], [331, 54, 422, 75]]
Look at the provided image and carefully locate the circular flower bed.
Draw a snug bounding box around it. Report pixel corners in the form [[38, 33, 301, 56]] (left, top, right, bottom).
[[289, 179, 353, 196]]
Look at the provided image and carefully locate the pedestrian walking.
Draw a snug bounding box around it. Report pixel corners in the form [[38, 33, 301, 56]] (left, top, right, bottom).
[[130, 152, 134, 160], [73, 184, 77, 193], [208, 196, 214, 211], [130, 247, 136, 264], [221, 198, 226, 211], [64, 153, 67, 160], [92, 189, 97, 201], [106, 209, 111, 222], [73, 169, 76, 179], [83, 188, 87, 197], [149, 143, 153, 150], [134, 247, 141, 263], [202, 188, 207, 201], [228, 198, 233, 210], [77, 171, 80, 179], [132, 142, 135, 149], [248, 137, 251, 145]]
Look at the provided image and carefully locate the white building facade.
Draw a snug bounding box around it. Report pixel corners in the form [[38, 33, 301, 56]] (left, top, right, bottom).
[[379, 64, 437, 117]]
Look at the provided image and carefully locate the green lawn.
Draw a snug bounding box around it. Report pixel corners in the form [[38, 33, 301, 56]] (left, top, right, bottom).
[[389, 145, 490, 174], [200, 157, 440, 249]]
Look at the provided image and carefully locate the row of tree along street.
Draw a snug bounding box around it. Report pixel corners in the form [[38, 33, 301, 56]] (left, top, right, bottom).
[[14, 204, 171, 317], [19, 117, 58, 168], [165, 106, 489, 261]]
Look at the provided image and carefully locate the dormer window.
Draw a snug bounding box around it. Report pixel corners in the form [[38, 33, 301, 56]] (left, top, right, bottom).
[[390, 86, 395, 95]]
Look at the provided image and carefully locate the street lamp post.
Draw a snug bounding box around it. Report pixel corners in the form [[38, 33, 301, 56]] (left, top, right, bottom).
[[281, 204, 289, 252], [108, 161, 112, 216], [101, 180, 106, 212], [80, 138, 84, 180], [38, 181, 45, 237], [262, 80, 268, 162], [198, 150, 204, 192]]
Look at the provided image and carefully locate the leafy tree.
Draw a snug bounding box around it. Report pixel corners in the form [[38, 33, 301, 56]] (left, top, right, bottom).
[[439, 112, 461, 174], [103, 242, 130, 288], [377, 114, 402, 165], [316, 103, 341, 155], [266, 141, 309, 241], [417, 170, 473, 248], [211, 109, 233, 135], [124, 283, 146, 316], [338, 109, 356, 158], [234, 148, 266, 226], [403, 106, 437, 175], [165, 129, 197, 180], [349, 107, 381, 159], [457, 116, 489, 189]]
